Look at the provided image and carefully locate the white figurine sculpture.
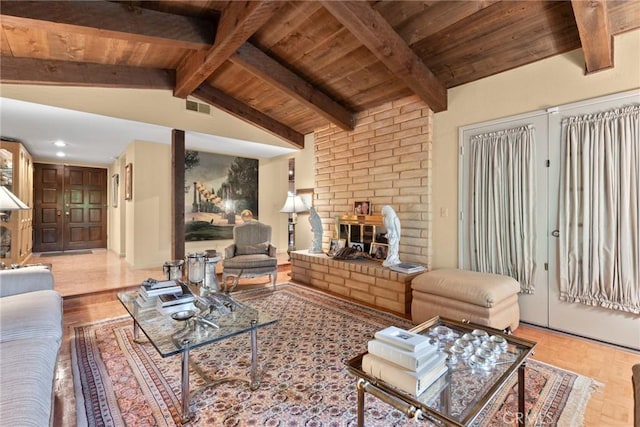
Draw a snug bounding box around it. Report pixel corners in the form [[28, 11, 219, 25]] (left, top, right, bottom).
[[308, 207, 324, 253], [381, 205, 401, 267]]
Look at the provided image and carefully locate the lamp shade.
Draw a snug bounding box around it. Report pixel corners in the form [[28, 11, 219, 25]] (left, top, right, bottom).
[[280, 193, 308, 214], [0, 186, 29, 210]]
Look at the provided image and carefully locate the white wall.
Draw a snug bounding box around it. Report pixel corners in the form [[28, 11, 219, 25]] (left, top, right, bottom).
[[108, 157, 125, 256], [432, 28, 640, 268], [123, 141, 172, 268], [258, 155, 293, 254], [293, 133, 316, 252]]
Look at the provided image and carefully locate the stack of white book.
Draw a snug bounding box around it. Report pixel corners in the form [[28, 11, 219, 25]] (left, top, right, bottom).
[[362, 326, 447, 396], [136, 279, 183, 308]]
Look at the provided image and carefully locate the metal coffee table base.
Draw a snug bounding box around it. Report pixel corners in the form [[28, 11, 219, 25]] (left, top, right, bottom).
[[134, 319, 261, 424]]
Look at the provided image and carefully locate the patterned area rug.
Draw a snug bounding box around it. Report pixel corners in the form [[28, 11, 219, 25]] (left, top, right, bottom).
[[72, 283, 599, 426]]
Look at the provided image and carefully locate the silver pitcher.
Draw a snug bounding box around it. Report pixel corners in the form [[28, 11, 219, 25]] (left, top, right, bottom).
[[203, 256, 220, 292]]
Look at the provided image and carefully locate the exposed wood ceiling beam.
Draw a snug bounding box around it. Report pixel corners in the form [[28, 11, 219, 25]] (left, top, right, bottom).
[[192, 85, 305, 149], [377, 0, 499, 46], [174, 1, 284, 98], [0, 1, 214, 50], [571, 0, 613, 74], [321, 0, 447, 113], [0, 57, 175, 89], [231, 43, 355, 131]]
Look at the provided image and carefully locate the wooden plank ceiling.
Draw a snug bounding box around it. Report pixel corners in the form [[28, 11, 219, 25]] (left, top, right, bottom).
[[1, 0, 639, 148]]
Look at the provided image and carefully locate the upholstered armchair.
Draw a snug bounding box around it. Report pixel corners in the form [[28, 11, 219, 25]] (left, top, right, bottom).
[[222, 221, 278, 290]]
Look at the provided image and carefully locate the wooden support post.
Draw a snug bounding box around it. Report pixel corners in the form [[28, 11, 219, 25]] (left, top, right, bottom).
[[172, 129, 185, 261]]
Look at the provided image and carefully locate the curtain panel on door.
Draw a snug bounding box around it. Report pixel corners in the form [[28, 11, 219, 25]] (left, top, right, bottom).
[[469, 125, 537, 293], [559, 105, 640, 314]]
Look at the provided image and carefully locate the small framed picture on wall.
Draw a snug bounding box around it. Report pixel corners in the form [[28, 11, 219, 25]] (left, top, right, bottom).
[[354, 200, 370, 215], [111, 174, 119, 207], [124, 163, 133, 201]]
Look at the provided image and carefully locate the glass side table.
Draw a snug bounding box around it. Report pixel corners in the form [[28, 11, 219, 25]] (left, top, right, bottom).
[[347, 316, 536, 427]]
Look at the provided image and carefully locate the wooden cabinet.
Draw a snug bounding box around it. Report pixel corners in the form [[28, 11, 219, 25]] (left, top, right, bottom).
[[334, 214, 388, 260], [0, 140, 33, 266]]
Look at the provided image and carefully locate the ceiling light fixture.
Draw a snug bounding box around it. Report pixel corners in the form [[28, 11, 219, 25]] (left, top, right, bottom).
[[55, 151, 66, 157], [53, 140, 66, 147]]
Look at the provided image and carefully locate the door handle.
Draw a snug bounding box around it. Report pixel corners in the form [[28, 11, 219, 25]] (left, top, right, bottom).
[[551, 230, 559, 237], [65, 212, 70, 216], [57, 210, 61, 216]]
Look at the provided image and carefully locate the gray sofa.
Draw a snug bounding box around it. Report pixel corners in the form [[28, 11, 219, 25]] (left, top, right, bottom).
[[0, 266, 63, 426]]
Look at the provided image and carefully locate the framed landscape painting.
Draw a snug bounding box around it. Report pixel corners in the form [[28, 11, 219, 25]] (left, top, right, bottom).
[[184, 150, 258, 241]]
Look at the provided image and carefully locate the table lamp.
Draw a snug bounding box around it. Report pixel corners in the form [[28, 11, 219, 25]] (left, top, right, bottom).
[[0, 186, 29, 210], [280, 192, 308, 258]]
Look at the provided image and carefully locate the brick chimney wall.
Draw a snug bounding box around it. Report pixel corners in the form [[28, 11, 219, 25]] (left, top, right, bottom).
[[313, 95, 433, 268]]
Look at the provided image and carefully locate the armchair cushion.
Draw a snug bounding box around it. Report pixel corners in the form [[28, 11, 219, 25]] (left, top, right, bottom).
[[223, 254, 277, 269], [236, 242, 270, 256]]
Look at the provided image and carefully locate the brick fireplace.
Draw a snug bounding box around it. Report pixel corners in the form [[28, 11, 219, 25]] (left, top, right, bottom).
[[291, 95, 434, 315]]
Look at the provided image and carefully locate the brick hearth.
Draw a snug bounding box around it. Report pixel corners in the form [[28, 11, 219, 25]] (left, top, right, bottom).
[[290, 250, 421, 316]]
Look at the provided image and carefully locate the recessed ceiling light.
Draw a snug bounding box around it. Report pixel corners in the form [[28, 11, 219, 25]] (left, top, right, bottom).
[[55, 151, 66, 157], [53, 140, 66, 147]]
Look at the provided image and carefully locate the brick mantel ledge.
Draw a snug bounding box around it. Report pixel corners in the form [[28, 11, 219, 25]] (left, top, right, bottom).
[[290, 250, 419, 316]]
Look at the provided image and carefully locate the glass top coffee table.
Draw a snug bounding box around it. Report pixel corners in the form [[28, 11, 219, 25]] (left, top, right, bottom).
[[118, 289, 277, 423], [347, 316, 536, 427]]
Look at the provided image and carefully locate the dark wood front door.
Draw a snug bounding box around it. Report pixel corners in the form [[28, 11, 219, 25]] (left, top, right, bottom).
[[34, 164, 64, 252], [34, 164, 107, 252]]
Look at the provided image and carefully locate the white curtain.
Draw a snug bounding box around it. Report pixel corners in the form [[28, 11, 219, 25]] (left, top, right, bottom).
[[559, 104, 640, 314], [470, 125, 537, 293]]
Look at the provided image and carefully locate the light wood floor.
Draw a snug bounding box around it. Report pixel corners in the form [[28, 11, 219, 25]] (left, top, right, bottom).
[[41, 250, 638, 427]]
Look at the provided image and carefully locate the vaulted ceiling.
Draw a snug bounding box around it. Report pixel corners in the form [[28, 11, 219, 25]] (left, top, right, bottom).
[[2, 1, 639, 149]]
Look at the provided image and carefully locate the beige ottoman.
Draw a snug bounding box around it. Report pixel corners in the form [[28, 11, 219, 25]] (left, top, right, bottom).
[[411, 269, 520, 332]]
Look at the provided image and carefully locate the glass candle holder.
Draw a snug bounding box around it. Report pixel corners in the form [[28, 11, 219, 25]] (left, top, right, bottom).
[[186, 253, 205, 284]]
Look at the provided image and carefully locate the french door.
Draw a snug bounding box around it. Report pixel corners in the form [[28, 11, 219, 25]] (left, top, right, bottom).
[[33, 164, 107, 252], [546, 93, 640, 349], [458, 90, 640, 349], [458, 112, 550, 327]]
